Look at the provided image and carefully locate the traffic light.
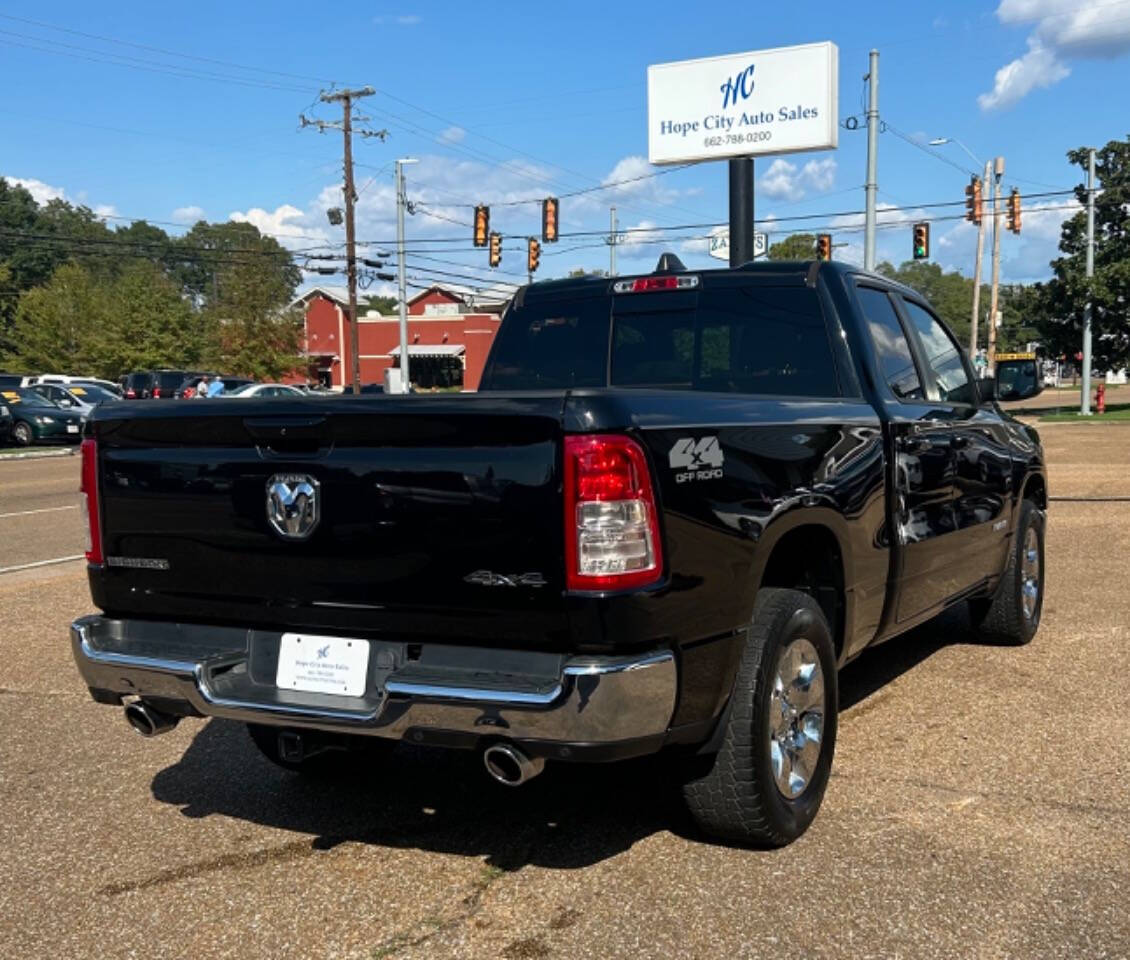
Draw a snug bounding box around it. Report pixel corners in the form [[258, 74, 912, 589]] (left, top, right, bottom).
[[527, 237, 540, 274], [913, 222, 930, 260], [473, 205, 490, 247], [542, 197, 559, 243], [965, 176, 983, 225], [1006, 188, 1022, 234], [815, 234, 832, 261], [488, 232, 502, 268]]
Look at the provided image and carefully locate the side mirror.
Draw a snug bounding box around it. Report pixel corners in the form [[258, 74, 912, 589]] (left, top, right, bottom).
[[994, 359, 1044, 402], [977, 376, 997, 403]]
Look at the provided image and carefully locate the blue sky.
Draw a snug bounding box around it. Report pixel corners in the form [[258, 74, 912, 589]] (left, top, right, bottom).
[[2, 0, 1128, 297]]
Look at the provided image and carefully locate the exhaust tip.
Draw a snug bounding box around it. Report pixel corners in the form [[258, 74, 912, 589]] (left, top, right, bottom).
[[483, 743, 545, 787], [124, 701, 179, 738]]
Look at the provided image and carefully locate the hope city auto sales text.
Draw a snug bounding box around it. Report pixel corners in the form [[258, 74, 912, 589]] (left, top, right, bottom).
[[659, 105, 819, 139]]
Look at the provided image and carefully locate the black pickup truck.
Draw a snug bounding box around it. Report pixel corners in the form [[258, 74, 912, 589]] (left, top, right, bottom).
[[71, 259, 1046, 846]]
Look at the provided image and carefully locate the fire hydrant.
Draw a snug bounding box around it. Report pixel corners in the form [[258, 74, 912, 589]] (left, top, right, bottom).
[[1096, 382, 1106, 414]]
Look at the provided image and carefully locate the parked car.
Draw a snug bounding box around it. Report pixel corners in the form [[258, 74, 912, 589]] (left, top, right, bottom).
[[30, 382, 119, 416], [226, 383, 305, 398], [119, 372, 151, 399], [21, 374, 120, 393], [1, 388, 84, 446], [70, 258, 1047, 847], [71, 379, 123, 398], [176, 375, 255, 398]]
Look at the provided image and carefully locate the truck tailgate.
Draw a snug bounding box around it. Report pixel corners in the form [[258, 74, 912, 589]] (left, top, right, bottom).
[[89, 395, 571, 649]]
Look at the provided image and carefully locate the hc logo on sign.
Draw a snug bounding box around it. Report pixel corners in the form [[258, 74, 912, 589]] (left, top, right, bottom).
[[720, 64, 756, 109]]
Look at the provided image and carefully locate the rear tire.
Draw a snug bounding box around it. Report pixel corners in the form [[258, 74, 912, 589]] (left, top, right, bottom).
[[969, 499, 1045, 645], [246, 723, 394, 776], [681, 588, 838, 847]]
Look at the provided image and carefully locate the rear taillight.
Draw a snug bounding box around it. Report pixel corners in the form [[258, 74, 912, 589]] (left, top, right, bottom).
[[564, 434, 663, 592], [152, 386, 161, 398], [125, 389, 136, 399], [80, 438, 103, 564]]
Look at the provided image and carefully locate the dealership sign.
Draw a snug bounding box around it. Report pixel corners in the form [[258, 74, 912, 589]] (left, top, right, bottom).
[[648, 42, 839, 165]]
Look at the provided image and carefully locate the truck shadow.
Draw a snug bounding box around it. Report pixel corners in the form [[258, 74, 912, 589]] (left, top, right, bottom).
[[149, 603, 1010, 868]]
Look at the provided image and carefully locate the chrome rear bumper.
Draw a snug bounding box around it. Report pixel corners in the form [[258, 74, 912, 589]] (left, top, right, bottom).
[[71, 615, 677, 746]]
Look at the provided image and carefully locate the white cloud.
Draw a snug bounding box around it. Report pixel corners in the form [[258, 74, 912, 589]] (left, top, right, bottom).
[[172, 205, 205, 223], [760, 159, 804, 201], [228, 204, 330, 249], [437, 126, 465, 144], [980, 0, 1130, 109], [3, 175, 66, 205], [93, 204, 118, 222], [601, 155, 654, 194], [758, 157, 838, 201]]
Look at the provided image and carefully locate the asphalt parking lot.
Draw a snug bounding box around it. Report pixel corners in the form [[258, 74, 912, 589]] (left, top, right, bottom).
[[1, 428, 1127, 959]]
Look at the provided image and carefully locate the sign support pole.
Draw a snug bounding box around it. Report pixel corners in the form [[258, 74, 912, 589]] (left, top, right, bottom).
[[1081, 147, 1096, 416], [728, 157, 754, 267]]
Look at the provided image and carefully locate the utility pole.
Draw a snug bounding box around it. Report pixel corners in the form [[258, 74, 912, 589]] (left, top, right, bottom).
[[395, 158, 417, 395], [609, 206, 618, 276], [987, 155, 1004, 374], [970, 159, 991, 364], [302, 87, 385, 394], [864, 49, 879, 272], [1081, 147, 1096, 415]]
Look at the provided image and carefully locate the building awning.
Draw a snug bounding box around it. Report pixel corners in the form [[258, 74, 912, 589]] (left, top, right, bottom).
[[388, 344, 466, 358]]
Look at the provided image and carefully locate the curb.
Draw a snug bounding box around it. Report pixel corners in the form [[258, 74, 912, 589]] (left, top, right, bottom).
[[0, 447, 78, 462]]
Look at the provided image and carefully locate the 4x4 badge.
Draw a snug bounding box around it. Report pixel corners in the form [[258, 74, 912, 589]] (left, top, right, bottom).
[[669, 436, 724, 483]]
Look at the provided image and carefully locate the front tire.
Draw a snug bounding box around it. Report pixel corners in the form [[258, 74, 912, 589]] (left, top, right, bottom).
[[12, 421, 33, 447], [969, 499, 1045, 645], [682, 588, 838, 847]]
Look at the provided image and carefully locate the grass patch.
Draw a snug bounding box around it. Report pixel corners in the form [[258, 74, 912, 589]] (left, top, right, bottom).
[[1040, 404, 1130, 422]]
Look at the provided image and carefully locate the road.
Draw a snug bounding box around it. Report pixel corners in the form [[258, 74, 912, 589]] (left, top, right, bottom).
[[0, 454, 84, 573], [0, 430, 1127, 959]]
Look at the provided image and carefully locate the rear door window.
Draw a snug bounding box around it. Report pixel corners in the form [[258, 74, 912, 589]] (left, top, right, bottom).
[[856, 286, 923, 401]]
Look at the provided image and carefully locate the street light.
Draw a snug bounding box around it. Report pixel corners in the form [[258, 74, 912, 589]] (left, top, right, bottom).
[[395, 157, 418, 394], [928, 137, 984, 171]]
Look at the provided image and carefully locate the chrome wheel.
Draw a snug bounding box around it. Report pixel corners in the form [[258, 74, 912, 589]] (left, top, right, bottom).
[[768, 636, 825, 799], [1021, 526, 1040, 621]]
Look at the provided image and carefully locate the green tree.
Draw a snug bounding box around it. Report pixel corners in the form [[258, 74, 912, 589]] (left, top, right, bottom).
[[362, 295, 398, 314], [1026, 136, 1130, 371], [768, 233, 817, 261], [7, 261, 202, 378], [207, 259, 303, 379]]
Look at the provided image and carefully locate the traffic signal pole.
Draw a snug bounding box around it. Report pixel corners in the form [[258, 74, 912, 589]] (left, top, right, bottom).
[[1081, 148, 1096, 415], [864, 49, 879, 271], [728, 158, 754, 267], [970, 160, 991, 363], [987, 155, 1004, 374]]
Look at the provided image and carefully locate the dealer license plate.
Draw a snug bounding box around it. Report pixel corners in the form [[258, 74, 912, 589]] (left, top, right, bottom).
[[66, 424, 79, 433], [276, 633, 370, 697]]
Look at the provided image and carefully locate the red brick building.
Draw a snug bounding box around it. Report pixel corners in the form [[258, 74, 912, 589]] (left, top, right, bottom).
[[289, 284, 508, 391]]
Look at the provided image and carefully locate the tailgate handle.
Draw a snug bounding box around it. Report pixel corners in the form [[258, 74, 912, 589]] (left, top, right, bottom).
[[244, 416, 330, 456]]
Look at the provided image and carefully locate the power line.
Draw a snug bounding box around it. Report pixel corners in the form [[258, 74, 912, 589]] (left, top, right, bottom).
[[0, 33, 314, 93], [0, 13, 335, 84]]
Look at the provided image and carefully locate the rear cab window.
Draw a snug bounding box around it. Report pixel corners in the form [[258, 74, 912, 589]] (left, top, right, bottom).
[[482, 276, 843, 397]]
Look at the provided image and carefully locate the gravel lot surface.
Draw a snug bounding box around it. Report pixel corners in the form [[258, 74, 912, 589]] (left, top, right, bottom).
[[0, 426, 1127, 959]]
